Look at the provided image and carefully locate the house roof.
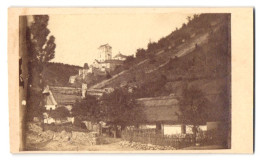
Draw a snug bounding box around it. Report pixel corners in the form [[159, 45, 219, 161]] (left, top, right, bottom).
[[114, 53, 127, 59], [43, 87, 58, 106], [104, 59, 124, 64], [43, 86, 82, 106], [136, 95, 181, 124], [98, 43, 112, 49]]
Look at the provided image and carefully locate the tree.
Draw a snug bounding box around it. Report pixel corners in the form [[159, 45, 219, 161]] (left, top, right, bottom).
[[186, 16, 192, 23], [101, 88, 143, 128], [71, 95, 101, 123], [27, 15, 56, 88], [124, 55, 135, 65], [147, 42, 157, 53], [26, 15, 56, 121], [136, 48, 146, 59], [178, 86, 210, 142], [49, 106, 70, 120], [28, 15, 56, 64]]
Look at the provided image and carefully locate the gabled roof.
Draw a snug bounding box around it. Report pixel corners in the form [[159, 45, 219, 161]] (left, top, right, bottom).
[[136, 95, 181, 124], [50, 86, 82, 105], [43, 86, 82, 106]]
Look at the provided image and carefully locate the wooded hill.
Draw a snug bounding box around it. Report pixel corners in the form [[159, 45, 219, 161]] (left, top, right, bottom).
[[42, 62, 82, 86], [41, 14, 231, 123], [90, 14, 231, 122]]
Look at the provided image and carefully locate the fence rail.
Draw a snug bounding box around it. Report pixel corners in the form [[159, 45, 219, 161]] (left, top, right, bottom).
[[121, 129, 194, 149]]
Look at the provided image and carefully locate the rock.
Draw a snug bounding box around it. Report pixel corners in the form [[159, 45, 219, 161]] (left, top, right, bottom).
[[119, 141, 177, 151]]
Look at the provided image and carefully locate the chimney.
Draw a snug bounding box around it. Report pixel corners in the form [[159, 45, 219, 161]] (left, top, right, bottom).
[[82, 83, 87, 98]]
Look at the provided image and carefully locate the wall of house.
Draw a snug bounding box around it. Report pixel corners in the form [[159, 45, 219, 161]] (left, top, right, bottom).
[[114, 57, 126, 61], [163, 125, 182, 135], [139, 124, 207, 135], [69, 76, 76, 84], [98, 46, 112, 62]]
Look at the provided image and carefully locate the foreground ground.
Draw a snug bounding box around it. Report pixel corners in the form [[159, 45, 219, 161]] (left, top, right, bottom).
[[25, 123, 226, 151]]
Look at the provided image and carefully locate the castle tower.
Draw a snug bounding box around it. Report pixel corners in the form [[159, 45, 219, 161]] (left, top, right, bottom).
[[98, 44, 112, 62]]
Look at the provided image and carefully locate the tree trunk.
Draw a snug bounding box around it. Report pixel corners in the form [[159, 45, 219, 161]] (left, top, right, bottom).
[[181, 124, 186, 134], [192, 125, 198, 145], [156, 123, 162, 134]]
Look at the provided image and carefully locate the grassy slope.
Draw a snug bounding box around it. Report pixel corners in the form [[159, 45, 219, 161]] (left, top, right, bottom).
[[90, 14, 230, 99], [89, 14, 231, 122]]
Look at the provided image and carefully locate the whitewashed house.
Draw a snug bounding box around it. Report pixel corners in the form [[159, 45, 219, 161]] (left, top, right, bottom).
[[69, 75, 77, 84]]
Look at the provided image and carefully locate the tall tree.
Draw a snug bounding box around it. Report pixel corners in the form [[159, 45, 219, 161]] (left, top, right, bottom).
[[26, 15, 56, 120], [28, 15, 56, 64]]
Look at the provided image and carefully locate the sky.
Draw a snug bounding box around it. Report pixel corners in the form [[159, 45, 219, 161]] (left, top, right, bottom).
[[47, 13, 192, 66]]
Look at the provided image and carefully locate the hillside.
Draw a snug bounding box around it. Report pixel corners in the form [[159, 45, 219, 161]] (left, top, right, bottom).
[[42, 62, 82, 86], [89, 14, 231, 121]]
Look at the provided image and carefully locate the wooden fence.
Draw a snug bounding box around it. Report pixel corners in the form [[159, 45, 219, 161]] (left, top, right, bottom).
[[121, 129, 194, 149]]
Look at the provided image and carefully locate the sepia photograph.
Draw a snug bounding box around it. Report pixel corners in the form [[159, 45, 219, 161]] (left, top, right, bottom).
[[8, 8, 253, 153]]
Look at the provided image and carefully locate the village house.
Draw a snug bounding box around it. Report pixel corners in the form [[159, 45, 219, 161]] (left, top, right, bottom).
[[69, 75, 77, 84], [136, 94, 207, 135], [42, 85, 82, 124], [69, 64, 93, 84], [113, 52, 128, 61]]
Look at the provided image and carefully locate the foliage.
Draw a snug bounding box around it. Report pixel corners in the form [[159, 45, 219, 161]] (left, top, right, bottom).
[[26, 15, 56, 120], [49, 106, 70, 119], [124, 55, 135, 64], [135, 48, 146, 59], [178, 87, 210, 125], [42, 62, 81, 86], [101, 88, 144, 126], [27, 15, 56, 64], [147, 42, 158, 53], [71, 95, 102, 122], [178, 86, 211, 140], [132, 75, 169, 98]]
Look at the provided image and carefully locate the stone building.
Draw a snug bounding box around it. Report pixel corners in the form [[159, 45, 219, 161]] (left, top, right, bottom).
[[98, 43, 112, 62]]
